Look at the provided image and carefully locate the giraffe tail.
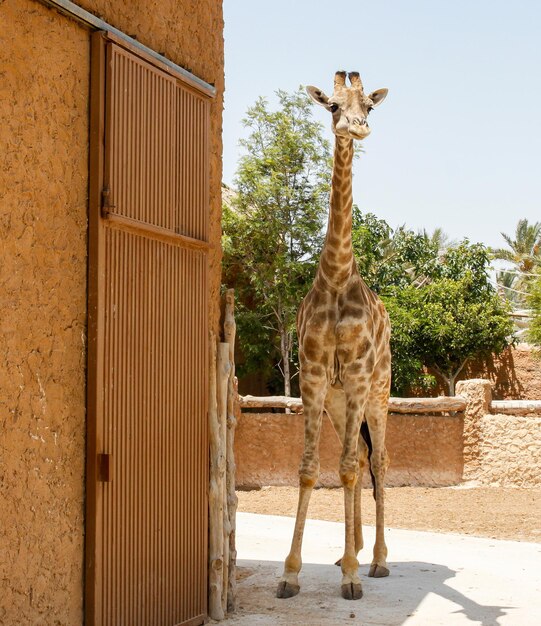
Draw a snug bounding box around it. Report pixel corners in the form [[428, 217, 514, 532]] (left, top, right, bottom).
[[360, 420, 376, 499]]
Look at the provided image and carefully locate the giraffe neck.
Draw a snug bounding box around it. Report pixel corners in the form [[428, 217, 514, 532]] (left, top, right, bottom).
[[317, 135, 355, 290]]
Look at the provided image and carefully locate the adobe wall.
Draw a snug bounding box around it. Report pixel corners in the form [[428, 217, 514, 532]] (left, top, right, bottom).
[[235, 380, 541, 492], [235, 412, 464, 489], [0, 1, 224, 624], [0, 2, 89, 623]]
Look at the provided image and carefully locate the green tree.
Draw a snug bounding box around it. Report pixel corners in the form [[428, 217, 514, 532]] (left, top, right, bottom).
[[381, 294, 435, 394], [527, 273, 541, 349], [492, 219, 541, 273], [421, 227, 451, 255], [414, 278, 513, 395], [384, 242, 515, 395], [492, 219, 541, 305], [351, 209, 440, 292], [222, 89, 331, 395], [350, 213, 514, 395]]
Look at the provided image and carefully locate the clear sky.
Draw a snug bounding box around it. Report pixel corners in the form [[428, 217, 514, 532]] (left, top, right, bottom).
[[222, 0, 541, 249]]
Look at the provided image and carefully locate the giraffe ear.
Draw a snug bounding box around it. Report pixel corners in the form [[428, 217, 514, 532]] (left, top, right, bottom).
[[367, 88, 388, 108], [306, 85, 330, 108]]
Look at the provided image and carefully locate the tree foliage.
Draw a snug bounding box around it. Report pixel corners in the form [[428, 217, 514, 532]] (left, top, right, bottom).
[[491, 218, 541, 273], [222, 89, 331, 395], [527, 273, 541, 350], [492, 218, 541, 306], [386, 276, 513, 395], [352, 216, 515, 395]]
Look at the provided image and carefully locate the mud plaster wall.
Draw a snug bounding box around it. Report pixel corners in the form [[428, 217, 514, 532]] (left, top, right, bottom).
[[235, 412, 464, 489], [0, 1, 224, 624], [0, 2, 89, 623]]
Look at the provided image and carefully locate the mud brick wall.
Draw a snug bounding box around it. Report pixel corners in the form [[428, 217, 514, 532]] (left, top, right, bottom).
[[236, 380, 541, 490], [0, 1, 224, 624], [235, 412, 465, 489]]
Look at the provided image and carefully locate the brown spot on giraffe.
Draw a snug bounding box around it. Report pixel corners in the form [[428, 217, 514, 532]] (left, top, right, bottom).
[[277, 71, 390, 602]]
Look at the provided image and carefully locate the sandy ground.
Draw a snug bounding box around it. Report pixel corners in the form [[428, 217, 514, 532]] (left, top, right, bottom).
[[237, 485, 541, 542]]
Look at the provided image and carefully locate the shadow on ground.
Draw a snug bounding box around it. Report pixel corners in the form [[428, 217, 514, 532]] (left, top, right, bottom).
[[229, 559, 513, 626]]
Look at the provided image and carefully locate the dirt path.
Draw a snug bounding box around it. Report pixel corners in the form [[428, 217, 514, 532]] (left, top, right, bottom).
[[237, 485, 541, 542]]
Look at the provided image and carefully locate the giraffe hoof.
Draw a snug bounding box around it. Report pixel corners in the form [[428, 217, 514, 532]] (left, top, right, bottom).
[[341, 582, 363, 600], [368, 563, 390, 578], [276, 581, 300, 599]]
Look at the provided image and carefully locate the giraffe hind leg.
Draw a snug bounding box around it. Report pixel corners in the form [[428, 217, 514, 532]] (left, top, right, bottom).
[[326, 388, 368, 567], [364, 379, 391, 579]]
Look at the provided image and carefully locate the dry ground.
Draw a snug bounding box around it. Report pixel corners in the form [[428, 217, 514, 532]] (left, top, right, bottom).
[[237, 485, 541, 542]]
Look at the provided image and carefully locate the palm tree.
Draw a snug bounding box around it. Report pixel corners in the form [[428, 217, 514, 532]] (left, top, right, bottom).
[[421, 227, 452, 256], [492, 219, 541, 305], [495, 269, 521, 305], [492, 219, 541, 273]]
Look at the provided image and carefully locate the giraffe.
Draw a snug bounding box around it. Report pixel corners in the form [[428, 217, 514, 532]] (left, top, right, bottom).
[[276, 71, 390, 601]]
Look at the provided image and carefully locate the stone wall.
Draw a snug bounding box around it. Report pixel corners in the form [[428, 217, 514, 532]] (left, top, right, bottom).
[[457, 379, 541, 487], [0, 1, 224, 624], [476, 413, 541, 487], [235, 411, 464, 489]]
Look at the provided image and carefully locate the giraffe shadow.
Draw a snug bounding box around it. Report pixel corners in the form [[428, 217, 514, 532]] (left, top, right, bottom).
[[233, 559, 514, 626]]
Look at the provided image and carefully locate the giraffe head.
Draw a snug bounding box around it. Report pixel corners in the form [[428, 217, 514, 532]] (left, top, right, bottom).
[[306, 71, 388, 140]]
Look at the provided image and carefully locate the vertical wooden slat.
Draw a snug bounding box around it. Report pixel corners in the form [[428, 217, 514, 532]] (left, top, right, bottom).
[[88, 36, 210, 626]]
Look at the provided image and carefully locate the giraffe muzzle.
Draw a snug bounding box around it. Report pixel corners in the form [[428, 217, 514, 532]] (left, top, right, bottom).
[[349, 119, 370, 139]]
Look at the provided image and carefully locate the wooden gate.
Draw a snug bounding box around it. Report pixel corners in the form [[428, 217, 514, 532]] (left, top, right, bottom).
[[86, 32, 212, 626]]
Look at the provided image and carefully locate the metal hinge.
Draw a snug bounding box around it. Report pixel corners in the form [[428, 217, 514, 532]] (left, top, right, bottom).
[[101, 186, 116, 217]]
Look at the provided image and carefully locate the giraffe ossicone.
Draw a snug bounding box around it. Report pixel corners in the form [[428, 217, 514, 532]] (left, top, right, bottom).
[[276, 71, 391, 601]]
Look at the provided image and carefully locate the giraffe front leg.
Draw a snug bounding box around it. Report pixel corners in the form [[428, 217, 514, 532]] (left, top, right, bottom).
[[276, 476, 313, 599], [277, 372, 326, 599]]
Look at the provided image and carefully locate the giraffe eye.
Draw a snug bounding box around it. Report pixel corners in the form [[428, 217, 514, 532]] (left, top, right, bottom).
[[367, 106, 373, 114], [329, 103, 339, 113]]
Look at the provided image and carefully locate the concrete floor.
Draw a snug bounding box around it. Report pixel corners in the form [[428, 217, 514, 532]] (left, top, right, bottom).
[[216, 512, 541, 626]]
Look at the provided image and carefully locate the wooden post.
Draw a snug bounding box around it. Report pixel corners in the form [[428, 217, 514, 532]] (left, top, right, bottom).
[[217, 342, 231, 614], [210, 289, 238, 620], [238, 394, 468, 414], [223, 289, 238, 612], [208, 332, 224, 621]]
